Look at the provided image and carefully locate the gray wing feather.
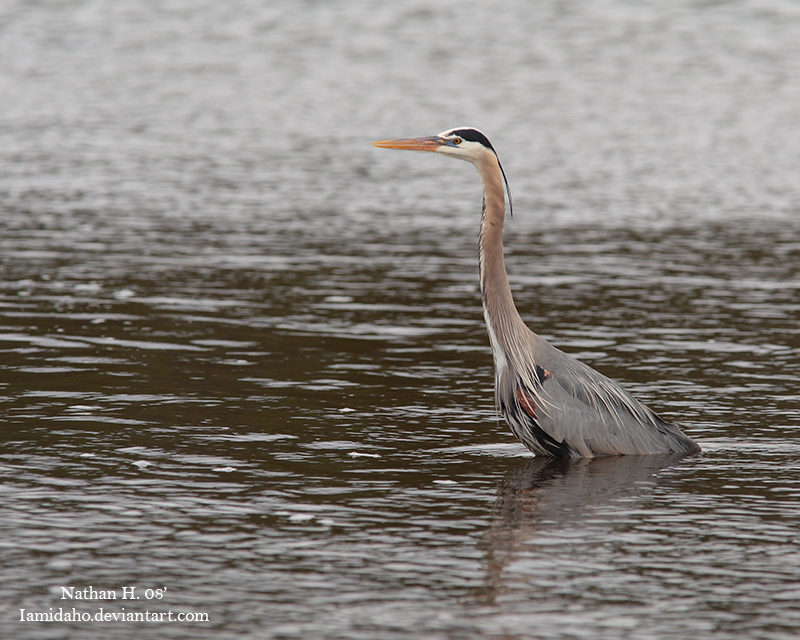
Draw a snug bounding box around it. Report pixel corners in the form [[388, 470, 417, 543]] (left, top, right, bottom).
[[504, 334, 699, 457]]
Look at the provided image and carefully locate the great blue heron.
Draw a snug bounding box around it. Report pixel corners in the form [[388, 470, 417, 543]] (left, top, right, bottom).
[[372, 127, 700, 457]]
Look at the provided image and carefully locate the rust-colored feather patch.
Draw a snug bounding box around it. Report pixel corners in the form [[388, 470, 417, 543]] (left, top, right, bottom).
[[516, 388, 538, 419]]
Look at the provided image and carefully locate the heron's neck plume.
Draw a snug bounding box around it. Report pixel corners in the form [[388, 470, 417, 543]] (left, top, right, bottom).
[[477, 154, 526, 351]]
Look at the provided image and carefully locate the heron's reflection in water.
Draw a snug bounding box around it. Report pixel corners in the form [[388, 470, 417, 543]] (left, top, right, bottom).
[[480, 454, 692, 603]]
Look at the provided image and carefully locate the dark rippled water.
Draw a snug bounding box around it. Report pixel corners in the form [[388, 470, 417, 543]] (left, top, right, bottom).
[[2, 1, 800, 638]]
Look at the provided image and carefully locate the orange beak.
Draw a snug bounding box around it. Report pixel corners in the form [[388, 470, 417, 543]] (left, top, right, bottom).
[[371, 136, 444, 152]]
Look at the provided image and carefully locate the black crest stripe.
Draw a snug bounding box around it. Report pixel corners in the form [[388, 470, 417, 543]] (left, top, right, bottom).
[[449, 128, 495, 152]]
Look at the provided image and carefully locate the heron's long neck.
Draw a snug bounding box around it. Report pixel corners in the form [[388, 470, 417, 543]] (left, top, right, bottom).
[[477, 157, 526, 356]]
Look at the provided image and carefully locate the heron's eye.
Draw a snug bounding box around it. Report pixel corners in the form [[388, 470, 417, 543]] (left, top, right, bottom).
[[452, 138, 462, 145]]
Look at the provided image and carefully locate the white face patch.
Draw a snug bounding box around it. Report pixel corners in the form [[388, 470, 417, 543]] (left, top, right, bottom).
[[434, 138, 488, 163]]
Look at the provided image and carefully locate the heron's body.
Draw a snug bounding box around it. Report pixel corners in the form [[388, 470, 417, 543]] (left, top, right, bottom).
[[373, 128, 700, 458]]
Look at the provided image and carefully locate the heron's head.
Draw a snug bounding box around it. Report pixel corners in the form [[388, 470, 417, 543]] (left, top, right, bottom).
[[372, 127, 497, 164], [372, 126, 513, 215]]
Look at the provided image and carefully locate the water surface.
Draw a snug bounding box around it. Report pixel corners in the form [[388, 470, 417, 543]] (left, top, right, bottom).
[[1, 1, 800, 638]]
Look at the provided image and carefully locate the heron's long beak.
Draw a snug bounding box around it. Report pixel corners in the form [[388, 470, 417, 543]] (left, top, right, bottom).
[[372, 136, 444, 152]]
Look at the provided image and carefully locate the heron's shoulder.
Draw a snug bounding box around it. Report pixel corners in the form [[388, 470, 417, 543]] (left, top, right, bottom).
[[523, 336, 664, 426]]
